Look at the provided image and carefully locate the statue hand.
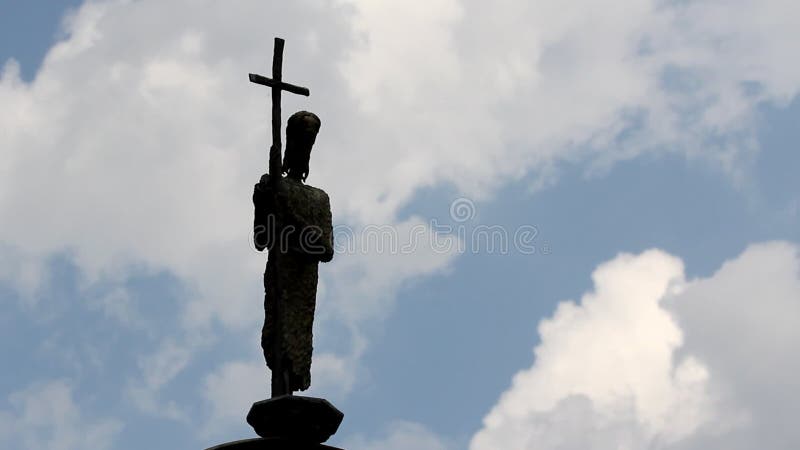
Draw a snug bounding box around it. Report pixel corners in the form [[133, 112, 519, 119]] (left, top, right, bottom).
[[253, 182, 275, 210]]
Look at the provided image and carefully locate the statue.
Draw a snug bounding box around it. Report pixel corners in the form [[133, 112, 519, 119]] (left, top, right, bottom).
[[206, 37, 344, 450], [253, 110, 333, 394]]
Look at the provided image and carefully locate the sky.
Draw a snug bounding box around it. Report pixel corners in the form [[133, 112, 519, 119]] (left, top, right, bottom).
[[1, 1, 799, 449]]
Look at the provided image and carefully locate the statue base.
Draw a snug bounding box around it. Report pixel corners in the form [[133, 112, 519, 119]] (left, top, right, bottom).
[[247, 395, 344, 442], [204, 396, 345, 450]]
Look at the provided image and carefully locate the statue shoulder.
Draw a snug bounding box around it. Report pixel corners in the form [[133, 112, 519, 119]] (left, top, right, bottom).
[[262, 175, 330, 205], [301, 183, 330, 202]]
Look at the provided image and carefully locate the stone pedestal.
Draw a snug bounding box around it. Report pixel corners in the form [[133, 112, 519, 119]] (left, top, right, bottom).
[[205, 396, 344, 450]]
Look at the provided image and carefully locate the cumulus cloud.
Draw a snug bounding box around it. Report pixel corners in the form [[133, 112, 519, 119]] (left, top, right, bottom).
[[1, 0, 799, 432], [0, 380, 122, 450], [665, 242, 800, 449], [2, 0, 798, 324], [471, 242, 800, 449], [340, 0, 800, 196]]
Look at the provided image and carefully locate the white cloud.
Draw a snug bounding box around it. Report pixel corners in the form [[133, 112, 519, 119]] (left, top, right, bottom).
[[338, 0, 800, 198], [665, 242, 800, 449], [1, 0, 800, 433], [202, 358, 267, 438], [471, 242, 800, 449], [2, 0, 797, 323], [307, 351, 358, 399], [0, 380, 122, 450]]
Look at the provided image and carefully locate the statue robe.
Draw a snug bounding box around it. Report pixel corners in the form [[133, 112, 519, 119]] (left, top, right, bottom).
[[253, 174, 333, 392]]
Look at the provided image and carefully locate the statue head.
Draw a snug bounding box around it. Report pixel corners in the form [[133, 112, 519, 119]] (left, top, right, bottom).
[[283, 111, 321, 181]]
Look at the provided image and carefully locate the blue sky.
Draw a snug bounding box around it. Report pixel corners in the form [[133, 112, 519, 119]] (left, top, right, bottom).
[[1, 1, 799, 449]]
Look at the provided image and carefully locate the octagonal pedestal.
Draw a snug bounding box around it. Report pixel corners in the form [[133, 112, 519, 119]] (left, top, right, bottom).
[[205, 396, 344, 450]]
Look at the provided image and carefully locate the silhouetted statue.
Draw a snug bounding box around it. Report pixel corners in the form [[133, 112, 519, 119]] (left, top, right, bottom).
[[253, 111, 333, 394], [206, 37, 344, 450]]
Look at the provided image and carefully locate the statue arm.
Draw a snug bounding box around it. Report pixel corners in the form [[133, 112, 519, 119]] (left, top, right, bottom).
[[318, 193, 334, 263]]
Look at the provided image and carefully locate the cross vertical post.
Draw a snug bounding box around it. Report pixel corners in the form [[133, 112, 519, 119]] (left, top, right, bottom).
[[269, 38, 283, 181]]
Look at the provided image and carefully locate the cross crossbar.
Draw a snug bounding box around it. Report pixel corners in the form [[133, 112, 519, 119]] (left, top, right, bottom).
[[248, 73, 310, 97]]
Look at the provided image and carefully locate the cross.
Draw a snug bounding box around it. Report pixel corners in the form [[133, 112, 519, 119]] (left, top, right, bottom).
[[249, 37, 310, 178], [249, 37, 310, 397]]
